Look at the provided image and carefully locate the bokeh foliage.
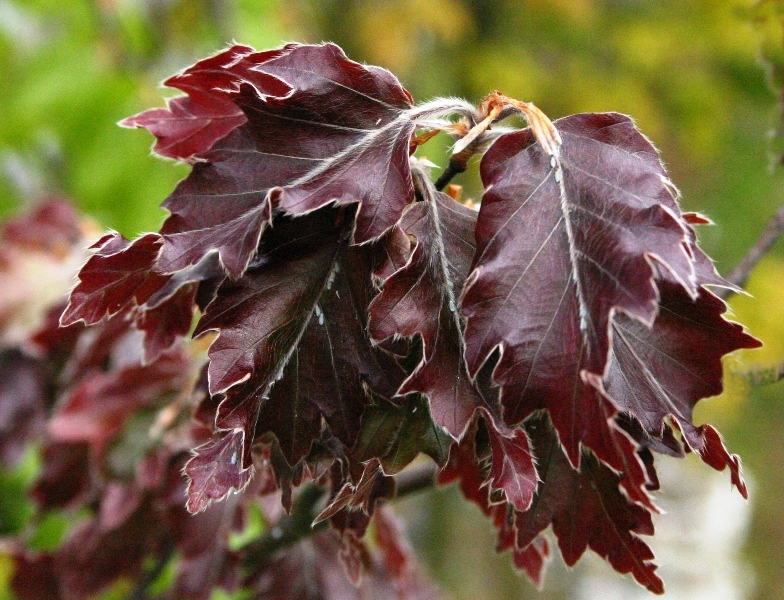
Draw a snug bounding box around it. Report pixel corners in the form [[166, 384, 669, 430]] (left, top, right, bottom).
[[1, 1, 783, 598]]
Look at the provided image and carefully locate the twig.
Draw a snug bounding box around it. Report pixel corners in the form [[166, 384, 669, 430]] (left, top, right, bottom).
[[395, 462, 437, 496], [240, 462, 440, 575], [717, 201, 784, 299], [435, 161, 466, 191], [127, 538, 174, 600], [242, 484, 328, 574]]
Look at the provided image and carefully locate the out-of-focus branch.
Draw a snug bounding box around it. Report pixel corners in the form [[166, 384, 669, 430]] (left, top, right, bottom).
[[242, 484, 328, 574], [127, 537, 174, 600], [395, 462, 437, 496], [240, 462, 439, 575], [717, 201, 784, 299]]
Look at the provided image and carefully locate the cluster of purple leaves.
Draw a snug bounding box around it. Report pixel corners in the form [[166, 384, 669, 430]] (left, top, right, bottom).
[[2, 41, 761, 596], [0, 201, 440, 600]]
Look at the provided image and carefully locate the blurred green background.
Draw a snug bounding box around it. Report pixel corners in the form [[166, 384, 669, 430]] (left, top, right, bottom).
[[1, 0, 783, 598]]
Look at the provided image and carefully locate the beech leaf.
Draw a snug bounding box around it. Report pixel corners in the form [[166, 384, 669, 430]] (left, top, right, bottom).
[[461, 112, 696, 485], [185, 429, 253, 514], [119, 44, 287, 161], [191, 205, 405, 502], [135, 283, 197, 364], [0, 350, 47, 467], [485, 416, 537, 513], [60, 233, 168, 326], [370, 174, 484, 439], [516, 414, 664, 594], [437, 420, 547, 585], [152, 43, 421, 279], [603, 280, 761, 495]]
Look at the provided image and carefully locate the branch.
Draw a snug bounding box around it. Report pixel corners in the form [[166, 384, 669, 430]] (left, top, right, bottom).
[[395, 461, 437, 496], [435, 161, 465, 191], [242, 484, 328, 574], [127, 537, 174, 600], [240, 462, 439, 574], [717, 201, 784, 299]]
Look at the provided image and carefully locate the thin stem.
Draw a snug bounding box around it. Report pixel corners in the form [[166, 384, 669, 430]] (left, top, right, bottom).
[[717, 201, 784, 299], [240, 463, 439, 575], [395, 462, 437, 496], [435, 162, 465, 191], [127, 538, 174, 600], [242, 484, 327, 574]]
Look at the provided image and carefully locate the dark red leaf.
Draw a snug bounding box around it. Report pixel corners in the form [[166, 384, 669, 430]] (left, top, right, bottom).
[[119, 45, 280, 161], [256, 228, 407, 460], [373, 507, 410, 581], [163, 456, 245, 600], [185, 429, 253, 514], [437, 421, 490, 510], [1, 199, 82, 254], [60, 232, 168, 326], [30, 302, 84, 357], [192, 206, 404, 485], [10, 551, 62, 600], [195, 206, 353, 397], [511, 536, 550, 588], [485, 416, 537, 513], [135, 282, 197, 363], [369, 175, 483, 439], [516, 415, 664, 594], [154, 43, 419, 279], [604, 280, 761, 495], [250, 528, 443, 600], [145, 252, 225, 311], [437, 421, 549, 586], [55, 491, 164, 600], [30, 441, 92, 510], [47, 348, 189, 453], [461, 112, 696, 501], [465, 112, 694, 381], [0, 349, 47, 466], [373, 225, 411, 281], [315, 459, 395, 524], [338, 529, 371, 586]]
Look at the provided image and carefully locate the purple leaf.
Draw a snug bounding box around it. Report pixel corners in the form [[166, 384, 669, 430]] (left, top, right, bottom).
[[370, 180, 483, 439], [604, 280, 761, 495], [185, 429, 253, 514], [249, 528, 444, 600], [10, 551, 61, 600], [47, 348, 189, 453], [0, 350, 47, 467], [135, 282, 197, 363], [120, 44, 290, 161], [461, 112, 696, 495], [154, 43, 417, 279], [516, 414, 664, 594], [1, 199, 82, 253], [195, 207, 403, 468], [511, 536, 551, 588], [54, 488, 164, 599], [30, 442, 92, 510], [485, 417, 537, 513], [437, 420, 548, 586], [60, 233, 168, 326]]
